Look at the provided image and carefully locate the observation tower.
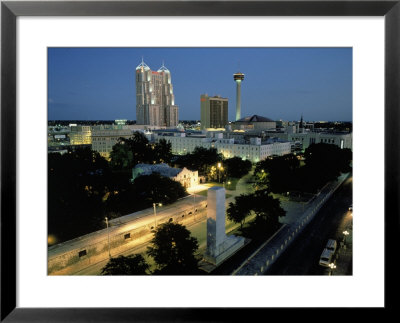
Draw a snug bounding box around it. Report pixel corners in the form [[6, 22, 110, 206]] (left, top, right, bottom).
[[233, 71, 245, 121]]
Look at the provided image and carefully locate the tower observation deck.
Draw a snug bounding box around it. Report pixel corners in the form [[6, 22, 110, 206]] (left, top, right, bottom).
[[233, 72, 245, 121]]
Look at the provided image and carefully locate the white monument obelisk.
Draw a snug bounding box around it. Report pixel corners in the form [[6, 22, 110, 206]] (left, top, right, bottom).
[[204, 187, 245, 266]]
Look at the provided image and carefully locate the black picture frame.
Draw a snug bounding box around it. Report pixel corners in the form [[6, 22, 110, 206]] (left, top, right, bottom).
[[1, 0, 398, 321]]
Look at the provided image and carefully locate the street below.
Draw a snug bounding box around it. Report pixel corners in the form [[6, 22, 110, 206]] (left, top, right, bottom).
[[264, 176, 353, 275]]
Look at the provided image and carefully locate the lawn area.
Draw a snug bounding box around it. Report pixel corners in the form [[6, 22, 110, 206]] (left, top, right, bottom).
[[203, 178, 240, 191], [197, 189, 231, 199]]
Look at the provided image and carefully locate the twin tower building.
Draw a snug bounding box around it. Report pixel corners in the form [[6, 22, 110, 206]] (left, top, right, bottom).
[[135, 59, 179, 127], [136, 59, 244, 128]]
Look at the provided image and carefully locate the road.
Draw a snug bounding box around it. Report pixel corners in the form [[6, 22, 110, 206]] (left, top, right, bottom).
[[265, 176, 353, 275]]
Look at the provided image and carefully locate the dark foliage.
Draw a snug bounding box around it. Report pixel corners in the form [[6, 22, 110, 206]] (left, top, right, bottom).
[[174, 147, 223, 175], [101, 254, 150, 275], [109, 132, 173, 171], [147, 221, 200, 275], [48, 147, 111, 243], [224, 157, 252, 178]]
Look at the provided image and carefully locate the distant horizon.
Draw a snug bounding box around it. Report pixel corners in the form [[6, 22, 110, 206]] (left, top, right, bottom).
[[48, 48, 352, 122]]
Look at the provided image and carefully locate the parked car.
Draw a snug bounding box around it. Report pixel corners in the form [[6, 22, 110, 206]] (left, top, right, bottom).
[[325, 239, 337, 254], [319, 248, 334, 267]]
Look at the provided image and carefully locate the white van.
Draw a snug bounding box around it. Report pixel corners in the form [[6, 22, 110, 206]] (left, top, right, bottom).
[[325, 239, 337, 254], [319, 248, 334, 267]]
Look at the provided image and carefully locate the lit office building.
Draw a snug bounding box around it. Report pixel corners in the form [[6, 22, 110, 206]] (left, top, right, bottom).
[[69, 125, 92, 145], [200, 94, 228, 129], [91, 125, 133, 159], [135, 59, 179, 127]]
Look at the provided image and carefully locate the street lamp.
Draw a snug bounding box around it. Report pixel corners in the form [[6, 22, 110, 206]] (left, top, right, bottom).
[[343, 230, 349, 248], [105, 217, 111, 258], [328, 263, 336, 276], [153, 202, 162, 227], [217, 163, 222, 183]]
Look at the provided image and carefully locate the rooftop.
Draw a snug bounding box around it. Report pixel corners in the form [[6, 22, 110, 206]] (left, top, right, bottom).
[[236, 115, 275, 123]]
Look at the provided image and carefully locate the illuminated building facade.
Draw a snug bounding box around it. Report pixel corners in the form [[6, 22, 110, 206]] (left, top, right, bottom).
[[69, 125, 92, 145], [153, 131, 291, 163], [200, 94, 228, 129], [135, 59, 179, 127], [91, 125, 133, 159]]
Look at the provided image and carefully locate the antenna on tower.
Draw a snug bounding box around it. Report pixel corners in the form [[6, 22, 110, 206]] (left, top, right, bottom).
[[238, 61, 241, 72]]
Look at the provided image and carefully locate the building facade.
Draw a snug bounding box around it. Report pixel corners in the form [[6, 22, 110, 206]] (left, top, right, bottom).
[[132, 163, 199, 189], [135, 60, 179, 127], [91, 125, 133, 159], [69, 125, 92, 145], [272, 131, 353, 151], [153, 131, 292, 163], [200, 94, 228, 129], [232, 114, 276, 131]]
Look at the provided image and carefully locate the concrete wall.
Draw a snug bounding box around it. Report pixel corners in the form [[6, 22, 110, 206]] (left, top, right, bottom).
[[48, 200, 207, 275]]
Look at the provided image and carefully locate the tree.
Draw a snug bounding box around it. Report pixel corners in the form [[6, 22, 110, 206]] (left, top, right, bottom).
[[175, 147, 223, 176], [226, 194, 253, 229], [105, 173, 187, 217], [132, 173, 187, 206], [101, 254, 150, 275], [227, 190, 286, 239], [254, 154, 300, 193], [48, 147, 111, 243], [304, 143, 352, 190], [224, 157, 252, 178], [147, 221, 200, 275], [251, 189, 286, 229], [154, 139, 173, 164], [109, 132, 153, 171]]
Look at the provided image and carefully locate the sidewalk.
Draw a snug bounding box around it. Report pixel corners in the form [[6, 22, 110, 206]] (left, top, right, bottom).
[[331, 225, 353, 275]]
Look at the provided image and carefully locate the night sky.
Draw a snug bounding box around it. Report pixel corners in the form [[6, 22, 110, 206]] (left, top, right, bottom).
[[48, 47, 352, 122]]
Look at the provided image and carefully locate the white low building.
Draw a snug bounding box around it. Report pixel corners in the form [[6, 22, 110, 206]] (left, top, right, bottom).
[[153, 131, 292, 163], [271, 131, 352, 151], [132, 163, 198, 189]]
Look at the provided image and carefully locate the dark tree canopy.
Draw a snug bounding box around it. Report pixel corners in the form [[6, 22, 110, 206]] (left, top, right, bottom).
[[254, 144, 352, 194], [109, 132, 173, 171], [254, 154, 300, 193], [227, 194, 253, 229], [174, 147, 223, 175], [227, 190, 285, 239], [132, 173, 187, 206], [147, 221, 200, 275], [101, 254, 150, 275], [48, 147, 111, 243], [154, 138, 173, 164], [105, 173, 187, 219], [109, 132, 152, 170], [224, 157, 252, 178]]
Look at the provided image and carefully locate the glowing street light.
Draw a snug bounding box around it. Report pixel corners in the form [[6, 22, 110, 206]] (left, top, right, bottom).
[[328, 263, 336, 276], [343, 230, 350, 247], [217, 163, 222, 183], [153, 202, 163, 227]]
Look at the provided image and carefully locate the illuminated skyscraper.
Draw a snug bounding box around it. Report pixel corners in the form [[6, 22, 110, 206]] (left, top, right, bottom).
[[135, 59, 179, 127]]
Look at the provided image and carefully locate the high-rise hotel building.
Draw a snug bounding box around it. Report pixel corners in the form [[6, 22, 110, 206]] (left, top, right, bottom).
[[200, 94, 228, 129], [135, 59, 179, 127]]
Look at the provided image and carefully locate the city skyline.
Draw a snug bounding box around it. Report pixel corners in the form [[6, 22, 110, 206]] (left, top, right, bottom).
[[48, 47, 352, 122]]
